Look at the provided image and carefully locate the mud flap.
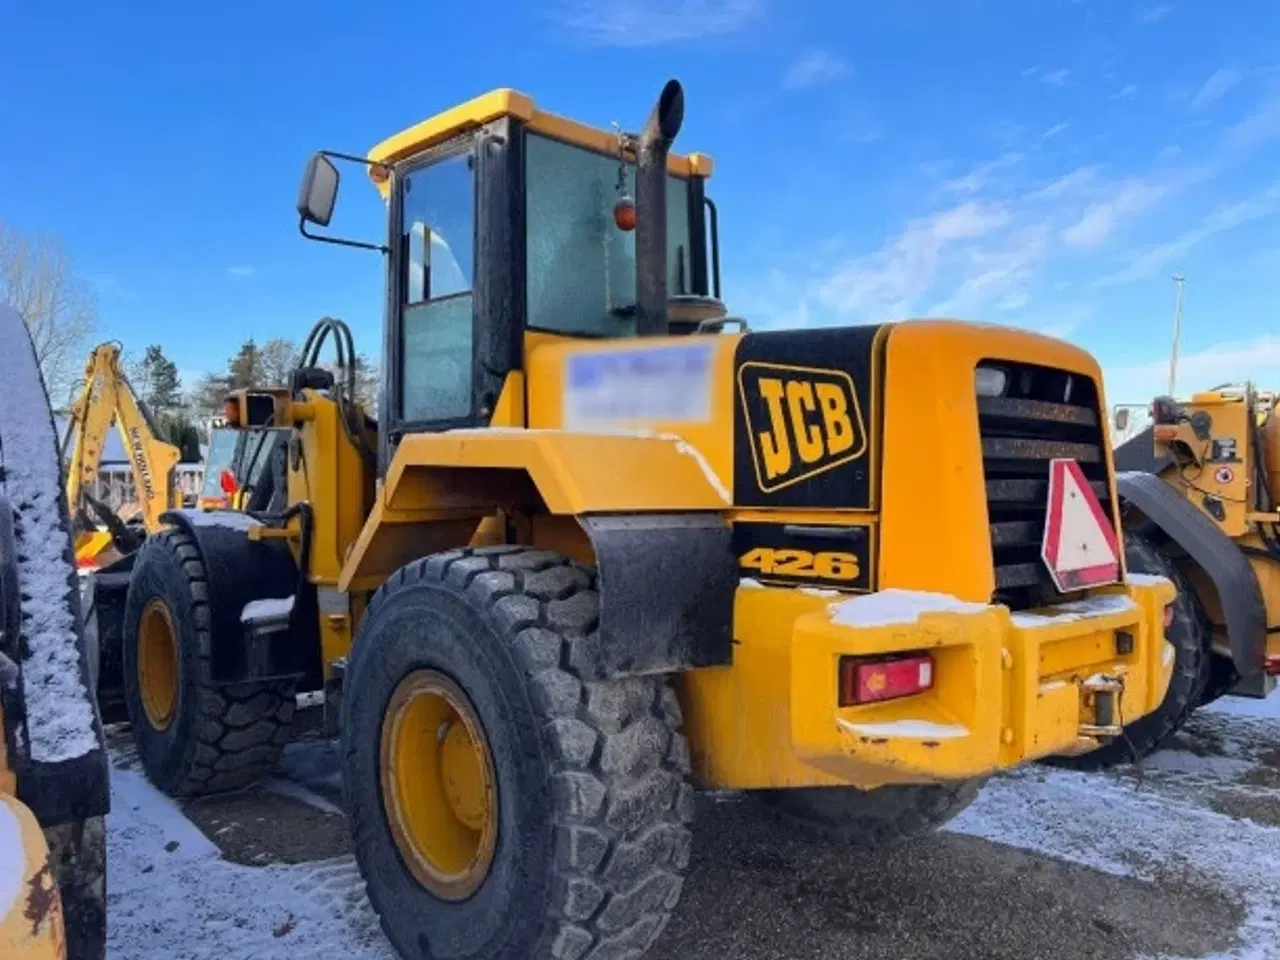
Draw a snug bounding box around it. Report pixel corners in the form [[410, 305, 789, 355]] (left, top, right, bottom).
[[577, 513, 735, 679], [1118, 470, 1269, 697], [160, 508, 321, 685]]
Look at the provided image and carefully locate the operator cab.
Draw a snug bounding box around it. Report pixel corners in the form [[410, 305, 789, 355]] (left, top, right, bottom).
[[295, 83, 739, 468]]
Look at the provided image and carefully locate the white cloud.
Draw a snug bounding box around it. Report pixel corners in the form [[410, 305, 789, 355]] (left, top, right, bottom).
[[1136, 4, 1172, 23], [1040, 68, 1070, 87], [1098, 183, 1280, 286], [1110, 84, 1139, 100], [1032, 165, 1100, 200], [1061, 179, 1170, 249], [555, 0, 764, 45], [943, 152, 1023, 195], [1105, 335, 1280, 404], [227, 266, 255, 278], [815, 201, 1011, 319], [1041, 122, 1070, 142], [783, 50, 851, 90], [1189, 67, 1242, 112], [927, 223, 1050, 316], [997, 292, 1030, 311]]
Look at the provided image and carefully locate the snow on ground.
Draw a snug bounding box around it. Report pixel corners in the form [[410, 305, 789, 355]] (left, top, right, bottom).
[[103, 690, 1280, 959], [106, 767, 393, 960], [947, 691, 1280, 960]]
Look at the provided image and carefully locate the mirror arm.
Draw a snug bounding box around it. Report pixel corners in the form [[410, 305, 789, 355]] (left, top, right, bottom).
[[299, 218, 388, 254]]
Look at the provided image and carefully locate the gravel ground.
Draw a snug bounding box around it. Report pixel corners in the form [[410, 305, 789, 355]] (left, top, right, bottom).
[[103, 693, 1280, 960]]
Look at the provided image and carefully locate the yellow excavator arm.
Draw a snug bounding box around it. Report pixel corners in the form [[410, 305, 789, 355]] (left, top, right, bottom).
[[63, 342, 182, 564]]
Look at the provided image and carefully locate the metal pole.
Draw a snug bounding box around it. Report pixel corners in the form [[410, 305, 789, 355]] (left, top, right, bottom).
[[1169, 274, 1185, 396]]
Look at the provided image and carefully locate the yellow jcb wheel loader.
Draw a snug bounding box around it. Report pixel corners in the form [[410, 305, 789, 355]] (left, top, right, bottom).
[[1058, 386, 1280, 769], [0, 303, 110, 960], [87, 80, 1175, 960]]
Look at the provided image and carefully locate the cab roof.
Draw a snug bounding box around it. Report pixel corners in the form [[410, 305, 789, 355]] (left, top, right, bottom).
[[366, 88, 714, 194]]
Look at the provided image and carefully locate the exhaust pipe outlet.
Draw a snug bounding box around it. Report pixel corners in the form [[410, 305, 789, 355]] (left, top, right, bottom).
[[635, 79, 685, 337]]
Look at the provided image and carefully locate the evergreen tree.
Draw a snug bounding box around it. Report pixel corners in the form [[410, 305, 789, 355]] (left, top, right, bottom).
[[131, 344, 182, 411], [229, 338, 263, 388]]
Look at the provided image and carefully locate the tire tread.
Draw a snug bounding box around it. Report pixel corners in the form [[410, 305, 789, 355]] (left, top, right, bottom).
[[347, 545, 692, 960]]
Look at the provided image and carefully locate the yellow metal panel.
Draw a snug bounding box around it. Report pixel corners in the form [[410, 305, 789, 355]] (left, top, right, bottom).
[[383, 430, 731, 515], [1157, 393, 1251, 537], [678, 578, 1174, 790], [285, 393, 376, 591], [524, 330, 741, 501], [367, 88, 713, 196], [878, 321, 1118, 602]]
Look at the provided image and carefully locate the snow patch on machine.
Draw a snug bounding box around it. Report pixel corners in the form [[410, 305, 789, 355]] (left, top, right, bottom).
[[0, 302, 97, 763], [241, 596, 297, 623], [828, 588, 989, 629]]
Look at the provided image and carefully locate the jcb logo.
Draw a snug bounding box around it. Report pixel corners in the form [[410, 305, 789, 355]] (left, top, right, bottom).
[[738, 362, 867, 493]]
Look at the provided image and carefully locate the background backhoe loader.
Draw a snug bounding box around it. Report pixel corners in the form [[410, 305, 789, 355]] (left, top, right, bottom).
[[0, 302, 110, 960], [62, 342, 182, 569], [1061, 385, 1280, 768], [86, 80, 1176, 960]]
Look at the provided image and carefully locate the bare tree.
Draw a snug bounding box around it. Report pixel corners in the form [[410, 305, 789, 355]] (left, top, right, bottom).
[[259, 337, 299, 387], [0, 221, 98, 406]]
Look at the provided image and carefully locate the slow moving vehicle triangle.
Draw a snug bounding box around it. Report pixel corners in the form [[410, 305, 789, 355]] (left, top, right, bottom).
[[1041, 457, 1121, 592]]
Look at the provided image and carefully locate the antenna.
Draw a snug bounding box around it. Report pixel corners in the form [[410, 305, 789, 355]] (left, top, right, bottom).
[[1169, 274, 1186, 396]]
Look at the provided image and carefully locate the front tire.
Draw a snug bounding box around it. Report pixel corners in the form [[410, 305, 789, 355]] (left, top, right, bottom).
[[122, 528, 295, 796], [752, 779, 985, 847], [342, 546, 694, 960]]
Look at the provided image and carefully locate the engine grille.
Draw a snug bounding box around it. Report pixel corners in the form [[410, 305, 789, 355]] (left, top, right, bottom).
[[976, 361, 1115, 611]]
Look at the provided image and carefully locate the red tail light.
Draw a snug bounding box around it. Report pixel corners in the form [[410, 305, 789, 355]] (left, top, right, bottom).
[[1265, 654, 1280, 677], [839, 653, 935, 706], [1163, 604, 1175, 628]]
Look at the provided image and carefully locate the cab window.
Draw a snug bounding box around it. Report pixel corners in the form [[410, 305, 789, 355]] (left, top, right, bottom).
[[398, 150, 476, 423], [524, 132, 691, 338], [200, 428, 239, 498]]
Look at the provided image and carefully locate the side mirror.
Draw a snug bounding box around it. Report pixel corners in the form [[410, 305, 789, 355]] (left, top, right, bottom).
[[297, 153, 340, 227], [1113, 407, 1131, 432]]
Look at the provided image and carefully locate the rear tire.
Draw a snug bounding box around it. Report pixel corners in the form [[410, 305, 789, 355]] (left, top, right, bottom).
[[122, 528, 295, 796], [342, 546, 694, 960], [1050, 528, 1210, 770], [751, 779, 984, 847]]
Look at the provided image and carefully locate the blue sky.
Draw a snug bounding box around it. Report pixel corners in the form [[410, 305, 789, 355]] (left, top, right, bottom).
[[2, 0, 1278, 408]]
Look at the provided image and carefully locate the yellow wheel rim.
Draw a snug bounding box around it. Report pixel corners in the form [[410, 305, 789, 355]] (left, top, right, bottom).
[[380, 670, 498, 901], [137, 598, 179, 731]]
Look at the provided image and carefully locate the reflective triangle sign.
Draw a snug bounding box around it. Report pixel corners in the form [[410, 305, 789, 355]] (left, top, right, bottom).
[[1041, 458, 1121, 592]]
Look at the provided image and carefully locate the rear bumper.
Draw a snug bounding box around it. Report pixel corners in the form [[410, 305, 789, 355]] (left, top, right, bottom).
[[788, 579, 1176, 783]]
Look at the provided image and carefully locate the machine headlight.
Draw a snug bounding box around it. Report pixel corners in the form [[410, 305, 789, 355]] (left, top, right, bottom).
[[975, 365, 1009, 398]]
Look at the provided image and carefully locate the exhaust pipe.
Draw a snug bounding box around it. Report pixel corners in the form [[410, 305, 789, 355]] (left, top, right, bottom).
[[635, 79, 685, 337]]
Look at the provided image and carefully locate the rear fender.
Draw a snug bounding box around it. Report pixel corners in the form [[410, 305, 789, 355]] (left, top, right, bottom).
[[339, 431, 737, 679], [160, 510, 320, 685], [1118, 470, 1268, 696]]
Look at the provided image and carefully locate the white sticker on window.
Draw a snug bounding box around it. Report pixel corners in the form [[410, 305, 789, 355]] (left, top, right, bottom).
[[564, 343, 715, 429]]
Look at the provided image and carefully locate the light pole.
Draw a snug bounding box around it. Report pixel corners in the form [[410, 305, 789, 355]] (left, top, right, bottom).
[[1169, 274, 1185, 396]]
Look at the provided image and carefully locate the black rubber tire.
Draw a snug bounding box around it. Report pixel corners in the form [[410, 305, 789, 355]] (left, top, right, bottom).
[[341, 546, 694, 960], [122, 527, 295, 796], [751, 778, 985, 847], [43, 814, 106, 960], [1196, 653, 1240, 708], [1049, 528, 1211, 771]]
